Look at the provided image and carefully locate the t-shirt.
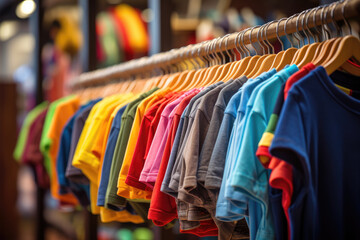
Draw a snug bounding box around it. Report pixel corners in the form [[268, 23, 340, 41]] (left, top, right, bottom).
[[97, 104, 127, 207], [197, 77, 247, 184], [223, 69, 279, 214], [229, 65, 298, 240], [126, 91, 181, 191], [270, 67, 360, 240], [117, 88, 171, 200], [22, 109, 49, 189], [211, 70, 276, 222], [56, 100, 100, 206], [105, 88, 158, 210], [42, 95, 80, 204], [73, 94, 131, 214], [139, 91, 194, 186], [66, 99, 102, 184], [256, 63, 316, 240], [150, 90, 200, 226], [14, 101, 48, 161], [165, 82, 223, 197]]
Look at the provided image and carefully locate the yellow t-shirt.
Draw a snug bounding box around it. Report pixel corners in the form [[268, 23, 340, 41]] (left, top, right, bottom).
[[97, 94, 145, 223], [48, 96, 80, 204], [117, 88, 172, 200], [72, 94, 125, 214]]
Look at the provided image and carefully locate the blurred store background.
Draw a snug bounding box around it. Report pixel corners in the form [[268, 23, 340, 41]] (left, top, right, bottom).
[[0, 0, 330, 239]]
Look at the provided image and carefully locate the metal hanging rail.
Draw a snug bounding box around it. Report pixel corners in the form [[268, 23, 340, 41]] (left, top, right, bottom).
[[71, 0, 360, 89]]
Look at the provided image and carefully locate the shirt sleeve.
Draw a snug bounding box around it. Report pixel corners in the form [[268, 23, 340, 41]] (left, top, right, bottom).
[[269, 93, 309, 184]]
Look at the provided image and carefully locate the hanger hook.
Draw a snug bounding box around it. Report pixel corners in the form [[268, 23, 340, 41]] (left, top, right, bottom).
[[218, 35, 227, 65], [241, 28, 251, 57], [234, 31, 244, 60], [249, 25, 260, 55], [212, 37, 221, 65], [265, 20, 276, 54], [342, 0, 352, 35], [301, 9, 311, 45], [257, 24, 266, 54], [224, 34, 233, 62], [331, 1, 342, 37], [296, 11, 306, 46], [287, 13, 300, 48], [306, 7, 317, 42], [321, 4, 331, 40], [276, 17, 287, 50], [215, 37, 223, 65]]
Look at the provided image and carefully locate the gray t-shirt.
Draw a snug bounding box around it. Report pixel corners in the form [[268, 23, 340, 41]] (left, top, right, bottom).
[[161, 82, 223, 197], [179, 78, 250, 240]]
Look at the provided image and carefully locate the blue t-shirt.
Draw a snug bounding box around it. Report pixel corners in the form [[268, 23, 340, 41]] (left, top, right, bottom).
[[215, 70, 277, 223], [270, 66, 360, 240], [213, 87, 248, 221], [56, 99, 100, 205], [97, 104, 127, 206], [229, 65, 298, 240], [226, 69, 277, 210]]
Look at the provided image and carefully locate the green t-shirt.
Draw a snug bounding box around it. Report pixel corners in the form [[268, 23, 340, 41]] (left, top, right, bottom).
[[105, 88, 159, 210], [13, 101, 48, 161], [40, 95, 76, 175]]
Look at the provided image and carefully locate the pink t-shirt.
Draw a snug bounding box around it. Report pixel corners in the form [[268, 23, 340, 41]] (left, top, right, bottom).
[[139, 89, 199, 188]]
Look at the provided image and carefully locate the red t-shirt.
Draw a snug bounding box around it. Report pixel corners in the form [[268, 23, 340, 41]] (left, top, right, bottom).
[[126, 92, 180, 191], [148, 90, 200, 226]]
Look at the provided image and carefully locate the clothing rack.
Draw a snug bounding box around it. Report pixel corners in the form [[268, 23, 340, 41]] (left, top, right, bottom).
[[71, 0, 360, 90]]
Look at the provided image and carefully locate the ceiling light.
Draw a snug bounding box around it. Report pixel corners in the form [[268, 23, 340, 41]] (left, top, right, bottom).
[[16, 0, 36, 19], [0, 21, 18, 41]]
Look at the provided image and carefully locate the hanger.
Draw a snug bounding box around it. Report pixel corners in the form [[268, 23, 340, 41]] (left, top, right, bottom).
[[323, 0, 360, 76], [268, 18, 287, 70], [227, 29, 252, 80], [275, 14, 299, 71], [195, 38, 222, 86], [207, 35, 234, 84], [188, 41, 213, 89], [292, 10, 312, 65], [239, 26, 262, 77], [215, 34, 236, 82], [247, 24, 272, 78], [297, 6, 323, 68], [252, 21, 278, 77], [311, 3, 337, 63], [221, 31, 243, 81]]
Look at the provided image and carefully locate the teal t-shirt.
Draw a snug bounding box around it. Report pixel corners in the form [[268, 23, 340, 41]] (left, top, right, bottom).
[[229, 65, 298, 240]]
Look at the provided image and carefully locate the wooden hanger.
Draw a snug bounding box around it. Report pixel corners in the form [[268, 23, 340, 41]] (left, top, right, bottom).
[[292, 9, 313, 65], [324, 36, 360, 75], [222, 30, 250, 81], [269, 18, 288, 70], [249, 23, 278, 77], [275, 15, 300, 71]]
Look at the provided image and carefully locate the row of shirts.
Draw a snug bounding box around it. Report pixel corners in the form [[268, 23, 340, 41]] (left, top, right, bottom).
[[14, 63, 360, 240]]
